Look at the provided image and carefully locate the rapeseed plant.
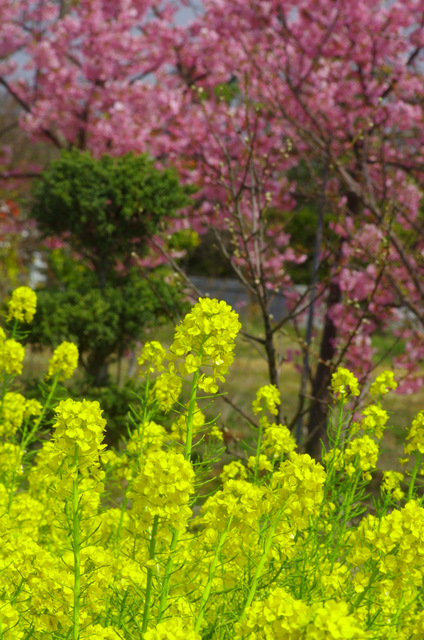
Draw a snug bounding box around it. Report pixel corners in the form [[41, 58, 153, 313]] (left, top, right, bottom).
[[1, 287, 424, 639]]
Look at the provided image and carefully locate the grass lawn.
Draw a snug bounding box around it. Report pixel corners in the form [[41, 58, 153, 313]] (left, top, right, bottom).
[[22, 315, 424, 477]]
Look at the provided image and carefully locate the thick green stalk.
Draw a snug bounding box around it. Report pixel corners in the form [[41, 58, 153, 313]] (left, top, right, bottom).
[[142, 515, 160, 632], [194, 515, 233, 634], [253, 413, 265, 484], [114, 371, 152, 554], [6, 373, 61, 514], [72, 472, 81, 640], [238, 509, 283, 623], [408, 453, 422, 501], [349, 566, 380, 614], [31, 373, 60, 435], [158, 369, 199, 621], [0, 320, 19, 421], [157, 528, 179, 623], [184, 369, 200, 460]]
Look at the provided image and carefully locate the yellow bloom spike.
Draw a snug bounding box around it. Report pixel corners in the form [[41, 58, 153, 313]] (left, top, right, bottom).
[[170, 297, 241, 391], [7, 286, 37, 324], [331, 367, 360, 403], [47, 341, 79, 380], [370, 370, 397, 399], [0, 333, 25, 375], [138, 340, 167, 374], [404, 411, 424, 455], [252, 384, 281, 416]]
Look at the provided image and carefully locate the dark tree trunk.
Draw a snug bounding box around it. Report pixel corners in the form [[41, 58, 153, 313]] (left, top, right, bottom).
[[305, 279, 341, 459], [88, 351, 110, 387], [305, 186, 360, 459]]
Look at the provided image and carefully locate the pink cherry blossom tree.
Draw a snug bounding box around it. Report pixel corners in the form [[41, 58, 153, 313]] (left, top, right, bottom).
[[160, 0, 424, 454], [2, 0, 424, 454]]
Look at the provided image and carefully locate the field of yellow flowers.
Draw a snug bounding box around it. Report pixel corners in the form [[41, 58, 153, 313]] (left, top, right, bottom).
[[1, 287, 424, 639]]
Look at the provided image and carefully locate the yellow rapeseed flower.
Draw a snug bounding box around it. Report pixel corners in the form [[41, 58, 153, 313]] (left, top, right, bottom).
[[234, 586, 310, 639], [43, 398, 107, 480], [355, 404, 389, 438], [47, 341, 79, 380], [143, 617, 201, 640], [170, 297, 241, 389], [138, 340, 167, 374], [7, 286, 37, 324], [0, 328, 25, 375], [0, 392, 26, 437], [129, 449, 195, 530], [404, 411, 424, 455], [307, 600, 368, 639], [261, 422, 297, 457], [370, 370, 397, 399], [381, 471, 405, 501], [252, 384, 281, 416], [343, 435, 379, 481], [331, 367, 360, 403]]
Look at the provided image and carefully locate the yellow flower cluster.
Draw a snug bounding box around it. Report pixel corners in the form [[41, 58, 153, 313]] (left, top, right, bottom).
[[381, 470, 404, 501], [220, 460, 248, 484], [252, 384, 281, 415], [7, 286, 37, 324], [129, 449, 195, 529], [370, 370, 397, 398], [143, 617, 200, 640], [234, 586, 309, 638], [235, 589, 367, 640], [170, 297, 241, 392], [348, 501, 424, 602], [261, 422, 297, 457], [0, 442, 23, 484], [1, 295, 424, 640], [127, 420, 167, 457], [325, 435, 379, 481], [154, 371, 183, 412], [43, 398, 107, 480], [331, 367, 360, 403], [404, 410, 424, 454], [0, 327, 25, 375], [270, 452, 327, 528], [138, 340, 167, 374], [0, 392, 26, 437], [354, 404, 389, 438], [47, 341, 79, 380], [344, 435, 380, 481], [306, 600, 368, 639]]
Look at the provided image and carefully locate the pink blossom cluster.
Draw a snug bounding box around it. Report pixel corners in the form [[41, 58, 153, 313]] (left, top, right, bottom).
[[2, 0, 424, 394]]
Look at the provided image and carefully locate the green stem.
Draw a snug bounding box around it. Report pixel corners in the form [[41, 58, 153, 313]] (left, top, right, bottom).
[[327, 474, 359, 564], [6, 375, 61, 513], [157, 528, 180, 623], [332, 399, 345, 448], [0, 320, 19, 422], [9, 319, 19, 340], [254, 413, 265, 484], [194, 516, 233, 634], [142, 369, 151, 426], [157, 369, 199, 621], [349, 566, 380, 614], [114, 489, 131, 556], [31, 373, 60, 436], [238, 509, 283, 623], [184, 369, 200, 461], [142, 515, 160, 632], [72, 470, 81, 640], [113, 372, 153, 554], [408, 453, 422, 501]]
